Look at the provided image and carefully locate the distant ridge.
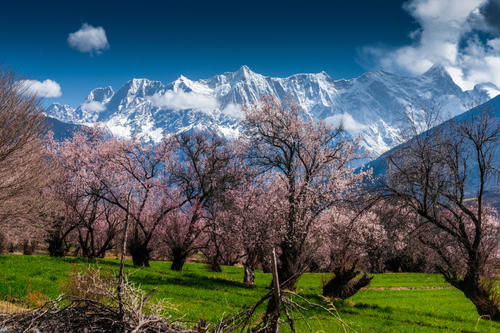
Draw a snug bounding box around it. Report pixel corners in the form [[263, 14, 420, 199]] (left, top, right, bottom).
[[367, 95, 500, 207]]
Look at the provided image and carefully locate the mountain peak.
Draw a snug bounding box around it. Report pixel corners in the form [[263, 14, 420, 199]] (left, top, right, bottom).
[[317, 70, 333, 81], [119, 78, 164, 96], [473, 82, 500, 99], [174, 74, 196, 86], [420, 64, 462, 93], [86, 86, 114, 103], [422, 64, 449, 78], [238, 65, 252, 73], [172, 74, 197, 92], [128, 78, 151, 86], [232, 65, 257, 80], [123, 77, 162, 88]]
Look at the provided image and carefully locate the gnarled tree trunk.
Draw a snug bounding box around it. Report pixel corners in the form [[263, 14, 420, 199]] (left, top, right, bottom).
[[127, 237, 151, 267], [445, 269, 500, 321], [323, 265, 372, 299], [243, 263, 255, 286], [46, 232, 67, 257], [209, 260, 222, 272], [243, 253, 258, 285], [170, 247, 188, 271], [277, 243, 300, 291], [264, 249, 281, 332]]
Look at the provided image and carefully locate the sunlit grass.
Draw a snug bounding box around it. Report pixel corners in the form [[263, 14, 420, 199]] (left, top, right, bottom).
[[0, 254, 498, 332]]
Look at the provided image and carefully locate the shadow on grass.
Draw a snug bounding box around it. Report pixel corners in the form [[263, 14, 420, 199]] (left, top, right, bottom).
[[302, 294, 472, 328], [60, 257, 135, 269], [131, 272, 250, 290], [352, 302, 470, 323], [59, 257, 259, 293]]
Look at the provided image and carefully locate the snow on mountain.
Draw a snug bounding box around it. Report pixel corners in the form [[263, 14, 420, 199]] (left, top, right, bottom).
[[45, 103, 76, 123], [367, 95, 500, 207], [45, 65, 498, 156]]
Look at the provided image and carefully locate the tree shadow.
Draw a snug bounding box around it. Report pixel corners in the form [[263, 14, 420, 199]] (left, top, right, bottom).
[[131, 272, 250, 290], [61, 257, 135, 269]]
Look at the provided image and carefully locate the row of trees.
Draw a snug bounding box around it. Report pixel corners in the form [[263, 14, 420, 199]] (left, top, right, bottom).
[[0, 70, 498, 321], [42, 98, 377, 279]]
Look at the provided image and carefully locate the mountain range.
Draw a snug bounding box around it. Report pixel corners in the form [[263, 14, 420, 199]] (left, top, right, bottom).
[[368, 95, 500, 206], [45, 65, 499, 157]]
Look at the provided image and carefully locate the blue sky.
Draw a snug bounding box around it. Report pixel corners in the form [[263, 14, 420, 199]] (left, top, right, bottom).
[[2, 0, 500, 106]]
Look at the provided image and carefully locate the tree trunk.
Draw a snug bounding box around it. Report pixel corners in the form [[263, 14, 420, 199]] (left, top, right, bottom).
[[128, 239, 151, 267], [117, 211, 130, 321], [0, 232, 5, 254], [23, 240, 33, 255], [46, 234, 66, 257], [447, 272, 500, 321], [261, 261, 273, 273], [277, 244, 300, 291], [209, 261, 222, 272], [170, 248, 187, 271], [264, 297, 281, 332], [264, 249, 281, 332], [243, 262, 255, 286], [323, 267, 372, 299], [465, 287, 500, 321], [131, 248, 150, 267]]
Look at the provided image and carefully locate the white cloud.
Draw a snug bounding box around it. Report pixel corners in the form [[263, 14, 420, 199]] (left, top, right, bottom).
[[81, 101, 106, 113], [18, 79, 62, 98], [487, 37, 500, 49], [324, 113, 367, 133], [68, 23, 109, 54], [150, 90, 218, 112], [221, 103, 244, 119], [151, 91, 245, 119], [362, 0, 500, 90]]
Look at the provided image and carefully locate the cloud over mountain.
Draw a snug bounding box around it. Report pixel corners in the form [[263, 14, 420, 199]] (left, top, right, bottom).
[[324, 113, 367, 133], [362, 0, 500, 90], [81, 101, 106, 113], [150, 90, 218, 113]]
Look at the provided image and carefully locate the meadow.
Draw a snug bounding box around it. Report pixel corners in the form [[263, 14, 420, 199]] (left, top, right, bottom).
[[0, 255, 499, 332]]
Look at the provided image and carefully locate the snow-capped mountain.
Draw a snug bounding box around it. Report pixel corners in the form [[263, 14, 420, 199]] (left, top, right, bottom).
[[45, 65, 499, 156], [367, 95, 500, 208]]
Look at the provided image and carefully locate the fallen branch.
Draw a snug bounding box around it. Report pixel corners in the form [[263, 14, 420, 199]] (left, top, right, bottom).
[[0, 295, 191, 333]]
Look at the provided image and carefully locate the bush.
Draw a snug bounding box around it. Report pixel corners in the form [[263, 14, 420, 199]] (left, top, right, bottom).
[[63, 266, 173, 317]]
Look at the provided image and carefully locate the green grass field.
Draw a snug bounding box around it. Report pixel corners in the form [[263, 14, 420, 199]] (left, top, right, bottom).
[[0, 254, 499, 332]]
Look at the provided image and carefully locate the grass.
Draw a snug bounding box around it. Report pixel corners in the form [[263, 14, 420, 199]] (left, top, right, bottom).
[[0, 301, 28, 314], [0, 254, 499, 332]]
